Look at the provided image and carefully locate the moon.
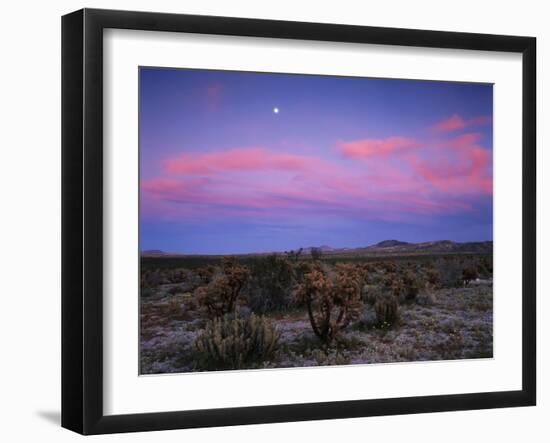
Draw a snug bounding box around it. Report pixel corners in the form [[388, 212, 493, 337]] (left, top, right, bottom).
[[273, 107, 279, 114]]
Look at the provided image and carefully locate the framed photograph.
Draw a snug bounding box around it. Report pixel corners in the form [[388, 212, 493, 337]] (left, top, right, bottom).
[[62, 8, 536, 435]]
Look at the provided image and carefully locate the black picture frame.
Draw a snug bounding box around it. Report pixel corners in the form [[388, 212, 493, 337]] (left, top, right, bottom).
[[62, 8, 536, 435]]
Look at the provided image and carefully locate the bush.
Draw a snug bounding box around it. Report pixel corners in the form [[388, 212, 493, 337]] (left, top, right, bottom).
[[293, 261, 314, 284], [362, 284, 382, 305], [246, 254, 295, 313], [480, 256, 493, 276], [196, 265, 217, 284], [141, 269, 163, 288], [416, 285, 437, 306], [294, 263, 363, 344], [435, 257, 463, 288], [374, 294, 400, 327], [382, 261, 397, 273], [167, 285, 184, 295], [195, 258, 249, 318], [382, 273, 404, 299], [424, 267, 441, 288], [402, 270, 422, 301], [140, 287, 154, 298], [311, 348, 350, 366], [164, 297, 191, 321], [462, 267, 479, 285], [194, 313, 280, 370], [285, 248, 303, 263], [310, 247, 323, 261]]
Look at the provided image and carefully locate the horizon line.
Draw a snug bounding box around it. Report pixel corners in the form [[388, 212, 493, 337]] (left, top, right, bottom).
[[140, 238, 493, 257]]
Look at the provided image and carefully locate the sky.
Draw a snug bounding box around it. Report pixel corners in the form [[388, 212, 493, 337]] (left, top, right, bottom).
[[139, 67, 493, 255]]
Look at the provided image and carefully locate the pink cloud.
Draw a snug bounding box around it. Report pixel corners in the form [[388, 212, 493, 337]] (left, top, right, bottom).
[[446, 132, 483, 148], [144, 163, 476, 224], [143, 130, 492, 224], [406, 133, 492, 195], [141, 170, 475, 224], [164, 147, 333, 176], [141, 176, 342, 217], [338, 136, 419, 159], [433, 114, 492, 133], [433, 114, 466, 132]]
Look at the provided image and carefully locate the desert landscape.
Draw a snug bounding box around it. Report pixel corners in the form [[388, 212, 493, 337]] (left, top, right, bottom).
[[139, 67, 494, 374], [140, 240, 492, 374]]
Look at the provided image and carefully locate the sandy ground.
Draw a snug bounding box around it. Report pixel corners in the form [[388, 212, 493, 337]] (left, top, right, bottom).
[[140, 282, 492, 374]]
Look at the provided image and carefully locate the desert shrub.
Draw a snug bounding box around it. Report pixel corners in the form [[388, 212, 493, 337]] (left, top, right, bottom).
[[382, 261, 397, 273], [294, 263, 363, 344], [362, 263, 376, 273], [164, 297, 187, 320], [462, 267, 479, 285], [285, 248, 303, 263], [424, 267, 441, 288], [362, 284, 382, 305], [481, 256, 493, 276], [167, 285, 185, 295], [364, 267, 386, 286], [310, 247, 323, 261], [401, 270, 422, 301], [141, 296, 194, 324], [474, 256, 492, 278], [311, 348, 350, 366], [141, 269, 163, 288], [475, 261, 488, 277], [353, 305, 378, 331], [195, 258, 250, 318], [416, 284, 437, 306], [382, 273, 405, 299], [374, 293, 400, 327], [196, 265, 217, 284], [166, 268, 185, 283], [435, 257, 463, 288], [293, 260, 314, 285], [194, 313, 280, 370], [142, 267, 202, 292], [140, 287, 154, 298], [181, 292, 198, 311], [156, 268, 192, 284], [247, 254, 295, 313]]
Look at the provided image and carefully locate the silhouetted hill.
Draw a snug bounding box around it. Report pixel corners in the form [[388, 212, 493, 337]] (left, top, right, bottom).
[[372, 240, 410, 248], [296, 240, 492, 257]]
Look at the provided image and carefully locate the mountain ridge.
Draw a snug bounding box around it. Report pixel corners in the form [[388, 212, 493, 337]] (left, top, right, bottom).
[[141, 240, 492, 257]]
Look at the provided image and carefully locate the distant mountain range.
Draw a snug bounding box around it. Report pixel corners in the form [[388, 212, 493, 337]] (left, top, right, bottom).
[[141, 240, 492, 257], [361, 239, 492, 254]]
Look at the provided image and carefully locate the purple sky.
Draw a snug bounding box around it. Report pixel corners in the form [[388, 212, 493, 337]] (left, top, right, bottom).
[[139, 67, 493, 254]]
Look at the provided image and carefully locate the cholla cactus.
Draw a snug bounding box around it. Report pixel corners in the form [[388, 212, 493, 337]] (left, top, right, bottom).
[[196, 258, 249, 318], [294, 263, 363, 343], [374, 293, 400, 327], [382, 272, 404, 299], [194, 313, 280, 370], [293, 260, 314, 284]]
